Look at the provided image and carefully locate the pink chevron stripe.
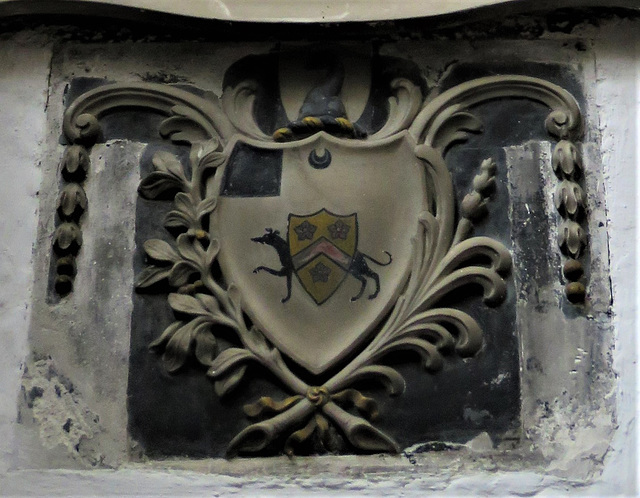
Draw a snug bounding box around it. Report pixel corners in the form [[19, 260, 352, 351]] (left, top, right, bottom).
[[292, 238, 352, 270]]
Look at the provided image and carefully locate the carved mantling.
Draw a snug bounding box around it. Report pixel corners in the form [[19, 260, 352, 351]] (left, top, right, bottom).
[[59, 55, 584, 456]]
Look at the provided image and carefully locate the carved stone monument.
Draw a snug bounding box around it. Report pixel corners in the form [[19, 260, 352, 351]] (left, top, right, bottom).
[[53, 46, 587, 457]]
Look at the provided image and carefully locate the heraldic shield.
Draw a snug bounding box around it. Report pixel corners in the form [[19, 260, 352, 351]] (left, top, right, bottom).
[[288, 210, 358, 305], [214, 131, 427, 374]]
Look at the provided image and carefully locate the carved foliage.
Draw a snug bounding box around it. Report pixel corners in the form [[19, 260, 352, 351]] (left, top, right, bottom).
[[60, 64, 584, 456], [134, 72, 581, 455], [56, 83, 235, 296], [133, 97, 517, 456], [135, 142, 511, 456]]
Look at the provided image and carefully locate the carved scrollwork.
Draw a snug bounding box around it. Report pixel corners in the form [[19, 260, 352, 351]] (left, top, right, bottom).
[[220, 80, 271, 141], [134, 137, 512, 456], [409, 75, 582, 147], [369, 78, 424, 140], [131, 71, 584, 456], [409, 75, 587, 302], [59, 61, 585, 455], [63, 82, 234, 145], [54, 83, 234, 296]]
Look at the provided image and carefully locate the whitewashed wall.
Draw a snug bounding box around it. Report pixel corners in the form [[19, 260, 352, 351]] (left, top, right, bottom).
[[0, 17, 636, 496], [0, 0, 524, 22]]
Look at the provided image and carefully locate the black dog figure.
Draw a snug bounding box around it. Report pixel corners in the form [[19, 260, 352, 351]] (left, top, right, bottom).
[[251, 228, 392, 303], [251, 229, 294, 303], [348, 250, 393, 301]]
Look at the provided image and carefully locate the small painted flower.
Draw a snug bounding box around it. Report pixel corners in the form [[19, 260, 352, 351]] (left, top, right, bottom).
[[295, 220, 317, 241], [328, 219, 350, 240], [310, 262, 331, 283]]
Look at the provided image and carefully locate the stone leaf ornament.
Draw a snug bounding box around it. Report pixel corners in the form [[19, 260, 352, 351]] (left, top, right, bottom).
[[61, 55, 583, 456]]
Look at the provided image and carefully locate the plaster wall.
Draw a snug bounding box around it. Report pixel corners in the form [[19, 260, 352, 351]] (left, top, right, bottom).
[[0, 0, 519, 22], [0, 16, 636, 496], [0, 33, 51, 475], [0, 0, 639, 22]]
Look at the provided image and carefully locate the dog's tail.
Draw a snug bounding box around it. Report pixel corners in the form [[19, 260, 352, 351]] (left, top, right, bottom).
[[363, 251, 392, 266]]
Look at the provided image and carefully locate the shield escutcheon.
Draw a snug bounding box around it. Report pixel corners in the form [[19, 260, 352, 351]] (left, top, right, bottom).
[[288, 210, 357, 305], [213, 131, 427, 375]]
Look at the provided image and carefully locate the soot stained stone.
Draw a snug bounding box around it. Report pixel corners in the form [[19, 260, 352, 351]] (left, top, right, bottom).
[[221, 143, 283, 197]]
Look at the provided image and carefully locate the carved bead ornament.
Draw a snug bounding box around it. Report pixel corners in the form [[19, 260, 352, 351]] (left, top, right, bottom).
[[52, 144, 92, 295], [553, 140, 589, 302]]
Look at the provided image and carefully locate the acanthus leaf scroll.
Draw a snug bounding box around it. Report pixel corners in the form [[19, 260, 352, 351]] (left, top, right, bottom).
[[59, 50, 584, 456]]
